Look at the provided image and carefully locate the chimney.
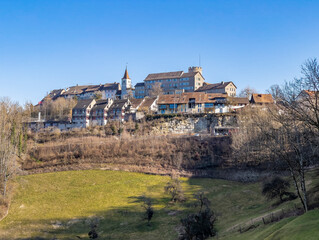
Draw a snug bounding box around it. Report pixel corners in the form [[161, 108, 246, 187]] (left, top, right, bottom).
[[221, 81, 224, 84]]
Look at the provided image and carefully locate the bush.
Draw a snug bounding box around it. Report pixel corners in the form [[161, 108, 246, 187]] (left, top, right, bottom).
[[178, 192, 217, 240], [262, 177, 290, 202], [164, 177, 185, 203], [141, 196, 154, 226]]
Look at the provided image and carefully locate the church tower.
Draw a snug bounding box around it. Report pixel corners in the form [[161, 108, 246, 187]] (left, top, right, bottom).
[[121, 67, 132, 99]]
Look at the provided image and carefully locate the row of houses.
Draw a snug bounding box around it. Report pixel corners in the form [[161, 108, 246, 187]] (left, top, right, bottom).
[[71, 97, 158, 128], [71, 92, 273, 127], [29, 92, 274, 131], [41, 66, 239, 104]]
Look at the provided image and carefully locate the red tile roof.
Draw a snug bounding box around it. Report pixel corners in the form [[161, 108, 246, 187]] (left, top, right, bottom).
[[251, 94, 274, 104]]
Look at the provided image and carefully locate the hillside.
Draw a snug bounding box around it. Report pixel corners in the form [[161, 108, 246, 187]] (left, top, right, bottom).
[[0, 169, 318, 239]]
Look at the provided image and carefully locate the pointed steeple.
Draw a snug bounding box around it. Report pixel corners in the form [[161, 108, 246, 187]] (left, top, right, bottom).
[[122, 67, 130, 79]]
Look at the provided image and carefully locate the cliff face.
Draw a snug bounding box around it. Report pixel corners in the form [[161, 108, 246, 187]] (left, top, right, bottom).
[[148, 113, 237, 134]]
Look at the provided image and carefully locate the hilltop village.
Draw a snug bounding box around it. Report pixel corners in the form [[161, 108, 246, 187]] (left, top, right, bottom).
[[29, 66, 274, 131]]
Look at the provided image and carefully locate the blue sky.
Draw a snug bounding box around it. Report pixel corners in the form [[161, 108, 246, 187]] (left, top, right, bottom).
[[0, 0, 319, 104]]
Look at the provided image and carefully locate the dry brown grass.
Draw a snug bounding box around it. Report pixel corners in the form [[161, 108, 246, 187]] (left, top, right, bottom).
[[22, 134, 231, 174]]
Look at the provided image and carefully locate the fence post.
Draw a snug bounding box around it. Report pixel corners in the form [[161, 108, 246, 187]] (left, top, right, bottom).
[[262, 217, 265, 225]]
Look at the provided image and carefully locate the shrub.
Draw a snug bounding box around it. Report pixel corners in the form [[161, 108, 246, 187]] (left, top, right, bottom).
[[141, 196, 154, 226], [262, 177, 290, 202], [178, 192, 217, 240], [164, 177, 185, 203]]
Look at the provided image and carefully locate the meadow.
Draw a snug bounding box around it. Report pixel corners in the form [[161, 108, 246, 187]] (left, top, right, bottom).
[[0, 169, 318, 239]]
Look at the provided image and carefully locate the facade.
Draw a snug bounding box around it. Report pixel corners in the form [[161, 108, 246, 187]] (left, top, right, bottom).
[[195, 81, 237, 96], [137, 66, 205, 98], [157, 92, 228, 114], [108, 99, 131, 121], [157, 92, 247, 114], [90, 99, 114, 126], [134, 82, 145, 99], [250, 94, 274, 105], [101, 83, 121, 99], [72, 99, 96, 128]]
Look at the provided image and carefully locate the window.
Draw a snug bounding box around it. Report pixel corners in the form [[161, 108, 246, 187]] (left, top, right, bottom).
[[205, 103, 214, 108], [169, 104, 176, 109]]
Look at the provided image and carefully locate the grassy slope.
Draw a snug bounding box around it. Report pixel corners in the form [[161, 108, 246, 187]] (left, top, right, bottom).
[[0, 170, 318, 239]]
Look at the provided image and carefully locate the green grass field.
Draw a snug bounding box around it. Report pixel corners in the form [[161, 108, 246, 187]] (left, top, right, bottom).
[[0, 169, 318, 239]]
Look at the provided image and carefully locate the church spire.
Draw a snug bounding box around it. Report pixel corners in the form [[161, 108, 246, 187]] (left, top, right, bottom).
[[122, 67, 130, 79]]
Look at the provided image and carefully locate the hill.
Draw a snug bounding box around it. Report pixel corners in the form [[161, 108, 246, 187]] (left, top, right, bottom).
[[0, 169, 318, 239]]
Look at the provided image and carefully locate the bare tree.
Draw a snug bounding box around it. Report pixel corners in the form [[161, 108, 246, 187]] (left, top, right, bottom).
[[149, 82, 163, 97], [232, 59, 319, 212], [0, 98, 23, 197], [238, 87, 256, 99]]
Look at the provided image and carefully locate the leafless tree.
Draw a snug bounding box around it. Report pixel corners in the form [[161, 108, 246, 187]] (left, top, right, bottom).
[[0, 98, 24, 197], [149, 82, 163, 97], [232, 59, 319, 212], [238, 87, 256, 99]]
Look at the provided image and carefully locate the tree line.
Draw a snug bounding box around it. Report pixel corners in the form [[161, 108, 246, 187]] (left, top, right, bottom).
[[232, 58, 319, 212]]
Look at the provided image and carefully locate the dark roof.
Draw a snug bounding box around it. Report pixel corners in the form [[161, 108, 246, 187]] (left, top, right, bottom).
[[251, 94, 274, 104], [102, 83, 120, 90], [195, 81, 236, 92], [73, 99, 95, 109], [158, 92, 227, 104], [44, 89, 64, 100], [122, 67, 130, 79], [130, 98, 144, 108], [135, 82, 145, 87], [139, 97, 157, 110], [145, 71, 183, 81], [229, 97, 249, 105], [181, 71, 205, 80], [91, 99, 111, 110], [62, 85, 89, 95], [109, 99, 130, 111]]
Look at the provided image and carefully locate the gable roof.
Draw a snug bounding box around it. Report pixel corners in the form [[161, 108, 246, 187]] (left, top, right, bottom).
[[139, 97, 157, 110], [108, 99, 130, 111], [135, 82, 145, 87], [195, 81, 236, 92], [73, 99, 95, 109], [251, 94, 274, 104], [91, 99, 112, 110], [229, 97, 250, 105], [181, 71, 205, 80], [101, 83, 120, 91], [130, 98, 144, 108], [158, 92, 228, 104], [145, 71, 184, 81]]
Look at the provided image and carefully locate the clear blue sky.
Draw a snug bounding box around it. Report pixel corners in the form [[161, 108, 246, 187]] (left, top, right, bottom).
[[1, 0, 319, 104]]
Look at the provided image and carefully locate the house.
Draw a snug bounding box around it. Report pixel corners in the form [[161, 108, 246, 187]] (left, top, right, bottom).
[[139, 96, 158, 113], [137, 66, 205, 98], [134, 82, 145, 99], [72, 99, 96, 127], [101, 83, 121, 99], [108, 99, 131, 121], [129, 98, 145, 113], [157, 92, 229, 114], [228, 97, 250, 111], [90, 99, 114, 126], [250, 94, 274, 105], [195, 81, 237, 96]]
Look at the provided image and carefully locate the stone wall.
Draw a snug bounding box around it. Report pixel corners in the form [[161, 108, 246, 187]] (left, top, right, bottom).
[[150, 114, 237, 134]]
